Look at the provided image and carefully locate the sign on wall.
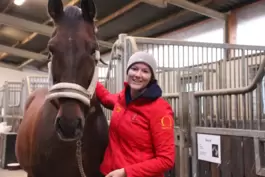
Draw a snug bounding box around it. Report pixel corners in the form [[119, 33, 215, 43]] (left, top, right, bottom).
[[197, 133, 221, 164]]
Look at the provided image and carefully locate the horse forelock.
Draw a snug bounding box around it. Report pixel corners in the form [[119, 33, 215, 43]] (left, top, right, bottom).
[[57, 5, 96, 35], [63, 5, 97, 24], [64, 6, 82, 20]]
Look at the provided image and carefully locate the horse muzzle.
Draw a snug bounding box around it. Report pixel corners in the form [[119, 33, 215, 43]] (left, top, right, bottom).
[[45, 66, 99, 141], [55, 115, 84, 141], [54, 102, 85, 141]]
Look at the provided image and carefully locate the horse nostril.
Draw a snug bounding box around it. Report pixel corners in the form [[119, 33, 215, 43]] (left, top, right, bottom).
[[55, 116, 83, 139], [73, 118, 82, 129], [56, 116, 65, 132]]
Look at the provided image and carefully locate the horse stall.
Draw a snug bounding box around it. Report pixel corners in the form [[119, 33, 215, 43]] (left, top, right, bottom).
[[25, 76, 49, 93], [0, 76, 49, 170], [104, 33, 265, 177], [0, 81, 24, 169]]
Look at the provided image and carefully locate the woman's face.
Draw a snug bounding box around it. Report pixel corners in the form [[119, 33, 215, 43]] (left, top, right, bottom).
[[127, 62, 152, 91]]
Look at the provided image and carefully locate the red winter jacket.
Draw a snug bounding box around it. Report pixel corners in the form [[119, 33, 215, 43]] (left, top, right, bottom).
[[96, 81, 175, 177]]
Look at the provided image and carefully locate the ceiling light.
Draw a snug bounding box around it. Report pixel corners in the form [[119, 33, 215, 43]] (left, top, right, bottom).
[[14, 0, 25, 6]]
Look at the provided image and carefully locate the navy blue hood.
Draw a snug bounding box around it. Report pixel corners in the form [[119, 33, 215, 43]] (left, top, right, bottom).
[[125, 80, 162, 105]]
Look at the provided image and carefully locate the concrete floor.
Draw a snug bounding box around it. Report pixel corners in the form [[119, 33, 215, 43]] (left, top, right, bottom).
[[0, 169, 26, 177]]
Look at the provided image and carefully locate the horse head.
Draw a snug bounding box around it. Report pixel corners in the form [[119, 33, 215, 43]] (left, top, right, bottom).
[[46, 0, 100, 142]]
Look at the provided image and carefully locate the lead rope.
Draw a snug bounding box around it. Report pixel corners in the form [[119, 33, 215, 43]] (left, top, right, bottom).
[[76, 139, 87, 177]]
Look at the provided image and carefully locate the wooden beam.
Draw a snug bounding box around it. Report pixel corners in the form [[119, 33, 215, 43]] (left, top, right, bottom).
[[141, 0, 167, 8], [167, 0, 227, 21], [105, 0, 210, 42], [131, 0, 210, 36], [0, 13, 53, 36], [223, 9, 237, 64], [17, 48, 48, 69], [141, 0, 227, 20], [224, 11, 237, 44], [0, 62, 21, 71], [0, 44, 46, 61], [96, 1, 141, 26]]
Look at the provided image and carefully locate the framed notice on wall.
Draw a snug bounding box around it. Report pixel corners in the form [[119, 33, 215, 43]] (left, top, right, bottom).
[[197, 133, 221, 164]]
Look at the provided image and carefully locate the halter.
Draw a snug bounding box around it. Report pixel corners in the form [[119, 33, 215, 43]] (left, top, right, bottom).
[[46, 60, 99, 107]]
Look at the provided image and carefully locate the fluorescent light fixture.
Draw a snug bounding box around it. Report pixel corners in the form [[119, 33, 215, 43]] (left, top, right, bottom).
[[14, 0, 25, 6]]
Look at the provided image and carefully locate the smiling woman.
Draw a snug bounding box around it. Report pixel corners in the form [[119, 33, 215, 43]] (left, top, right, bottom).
[[127, 62, 152, 97], [126, 51, 157, 98], [95, 51, 176, 177]]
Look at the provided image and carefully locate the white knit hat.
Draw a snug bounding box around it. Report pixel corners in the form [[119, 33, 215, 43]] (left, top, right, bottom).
[[126, 51, 157, 77]]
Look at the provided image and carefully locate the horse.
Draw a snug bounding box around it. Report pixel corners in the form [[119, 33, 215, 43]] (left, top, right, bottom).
[[15, 0, 109, 177]]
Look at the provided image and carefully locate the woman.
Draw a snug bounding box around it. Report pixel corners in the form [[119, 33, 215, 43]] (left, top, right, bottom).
[[96, 51, 175, 177]]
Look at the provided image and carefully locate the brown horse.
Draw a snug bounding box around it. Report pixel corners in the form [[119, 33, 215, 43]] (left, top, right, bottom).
[[15, 0, 109, 177]]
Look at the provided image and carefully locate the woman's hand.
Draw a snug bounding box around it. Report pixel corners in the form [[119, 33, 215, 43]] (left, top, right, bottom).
[[105, 168, 126, 177]]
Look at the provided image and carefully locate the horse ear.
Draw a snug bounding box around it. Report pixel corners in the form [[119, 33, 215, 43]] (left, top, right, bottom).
[[81, 0, 97, 22], [48, 0, 64, 23]]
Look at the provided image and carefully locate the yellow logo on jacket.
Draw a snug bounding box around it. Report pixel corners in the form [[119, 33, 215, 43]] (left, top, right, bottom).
[[115, 106, 122, 113], [160, 116, 173, 129]]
